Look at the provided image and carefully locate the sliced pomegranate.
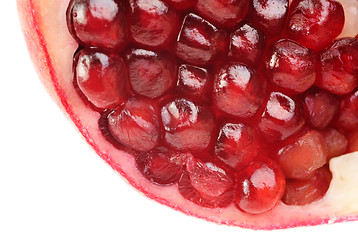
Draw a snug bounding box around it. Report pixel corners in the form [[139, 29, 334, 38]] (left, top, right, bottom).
[[213, 63, 266, 118], [322, 128, 348, 159], [179, 157, 234, 208], [264, 39, 316, 94], [277, 130, 328, 180], [235, 156, 286, 214], [286, 0, 345, 51], [126, 49, 177, 99]]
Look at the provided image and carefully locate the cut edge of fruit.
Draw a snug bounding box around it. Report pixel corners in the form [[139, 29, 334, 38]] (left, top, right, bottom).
[[17, 0, 358, 230]]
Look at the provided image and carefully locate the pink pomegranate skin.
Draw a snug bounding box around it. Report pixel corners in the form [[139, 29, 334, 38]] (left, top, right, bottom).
[[17, 0, 358, 230]]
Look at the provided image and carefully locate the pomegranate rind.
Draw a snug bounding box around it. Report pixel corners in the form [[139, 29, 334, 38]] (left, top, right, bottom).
[[17, 0, 358, 230]]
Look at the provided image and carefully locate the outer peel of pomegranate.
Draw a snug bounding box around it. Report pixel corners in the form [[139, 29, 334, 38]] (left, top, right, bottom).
[[17, 0, 358, 230]]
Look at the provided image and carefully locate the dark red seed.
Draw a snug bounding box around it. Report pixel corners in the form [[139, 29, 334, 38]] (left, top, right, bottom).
[[161, 98, 215, 152], [129, 0, 180, 47], [304, 90, 339, 129], [264, 39, 316, 94], [108, 98, 160, 152], [213, 63, 266, 118], [229, 23, 266, 66], [195, 0, 249, 28], [322, 128, 348, 159], [67, 0, 128, 50], [75, 49, 128, 109], [215, 123, 259, 170], [318, 38, 358, 95], [286, 0, 345, 51], [176, 13, 228, 66], [235, 156, 286, 214], [336, 90, 358, 131], [348, 132, 358, 153], [258, 92, 306, 142], [178, 157, 234, 208], [126, 49, 177, 99], [162, 0, 196, 10]]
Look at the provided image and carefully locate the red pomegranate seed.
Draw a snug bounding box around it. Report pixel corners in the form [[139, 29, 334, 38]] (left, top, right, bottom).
[[129, 0, 180, 47], [108, 98, 160, 152], [322, 128, 348, 159], [318, 38, 358, 95], [161, 98, 215, 152], [229, 23, 266, 66], [67, 0, 128, 50], [126, 49, 177, 99], [215, 123, 259, 170], [162, 0, 195, 10], [348, 132, 358, 153], [336, 90, 358, 131], [235, 156, 286, 214], [178, 157, 234, 208], [282, 166, 332, 205], [303, 90, 338, 129], [258, 92, 306, 142], [248, 0, 289, 37], [136, 147, 190, 185], [286, 0, 345, 51], [195, 0, 249, 28], [264, 39, 316, 94], [213, 63, 266, 118], [277, 130, 328, 180], [176, 13, 227, 66], [176, 64, 210, 102], [74, 49, 128, 109]]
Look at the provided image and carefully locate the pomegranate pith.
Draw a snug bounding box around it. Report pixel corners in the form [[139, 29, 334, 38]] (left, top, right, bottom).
[[18, 0, 358, 230]]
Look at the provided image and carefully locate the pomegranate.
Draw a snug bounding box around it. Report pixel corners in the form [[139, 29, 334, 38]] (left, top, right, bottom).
[[17, 0, 358, 230]]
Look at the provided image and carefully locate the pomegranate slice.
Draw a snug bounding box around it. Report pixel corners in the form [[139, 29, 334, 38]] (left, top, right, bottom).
[[17, 0, 358, 230]]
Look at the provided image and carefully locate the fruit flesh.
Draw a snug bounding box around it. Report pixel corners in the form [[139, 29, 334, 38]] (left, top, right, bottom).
[[17, 0, 358, 229]]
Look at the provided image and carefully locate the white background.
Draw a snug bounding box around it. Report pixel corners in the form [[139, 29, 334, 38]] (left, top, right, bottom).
[[1, 1, 358, 239]]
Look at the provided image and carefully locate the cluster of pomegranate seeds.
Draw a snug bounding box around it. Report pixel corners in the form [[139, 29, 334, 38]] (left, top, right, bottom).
[[67, 0, 358, 214]]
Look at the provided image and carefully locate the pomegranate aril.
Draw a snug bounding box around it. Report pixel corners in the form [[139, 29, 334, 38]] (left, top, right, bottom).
[[336, 90, 358, 131], [195, 0, 249, 28], [74, 49, 128, 109], [282, 167, 332, 205], [126, 49, 177, 99], [286, 0, 345, 51], [235, 156, 286, 214], [162, 0, 195, 10], [304, 90, 338, 129], [129, 0, 180, 48], [248, 0, 289, 37], [213, 63, 266, 118], [277, 130, 328, 180], [136, 147, 190, 185], [229, 23, 266, 66], [215, 123, 259, 170], [67, 0, 128, 50], [322, 128, 348, 159], [348, 132, 358, 153], [161, 98, 215, 152], [108, 98, 160, 152], [178, 157, 234, 208], [176, 64, 210, 102], [176, 13, 227, 66], [318, 38, 358, 95], [258, 92, 306, 142], [264, 39, 316, 94]]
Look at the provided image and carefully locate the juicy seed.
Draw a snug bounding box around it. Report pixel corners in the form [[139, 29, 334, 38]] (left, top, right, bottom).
[[126, 49, 177, 99], [108, 98, 160, 152], [75, 49, 128, 109], [264, 39, 316, 94], [162, 0, 195, 10], [277, 130, 328, 180], [336, 90, 358, 130], [195, 0, 249, 28], [67, 0, 128, 50], [129, 0, 180, 47], [235, 156, 286, 214], [322, 128, 348, 159], [213, 63, 266, 118], [348, 132, 358, 153], [178, 157, 234, 208], [286, 0, 345, 51], [161, 98, 215, 152], [176, 13, 227, 66]]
